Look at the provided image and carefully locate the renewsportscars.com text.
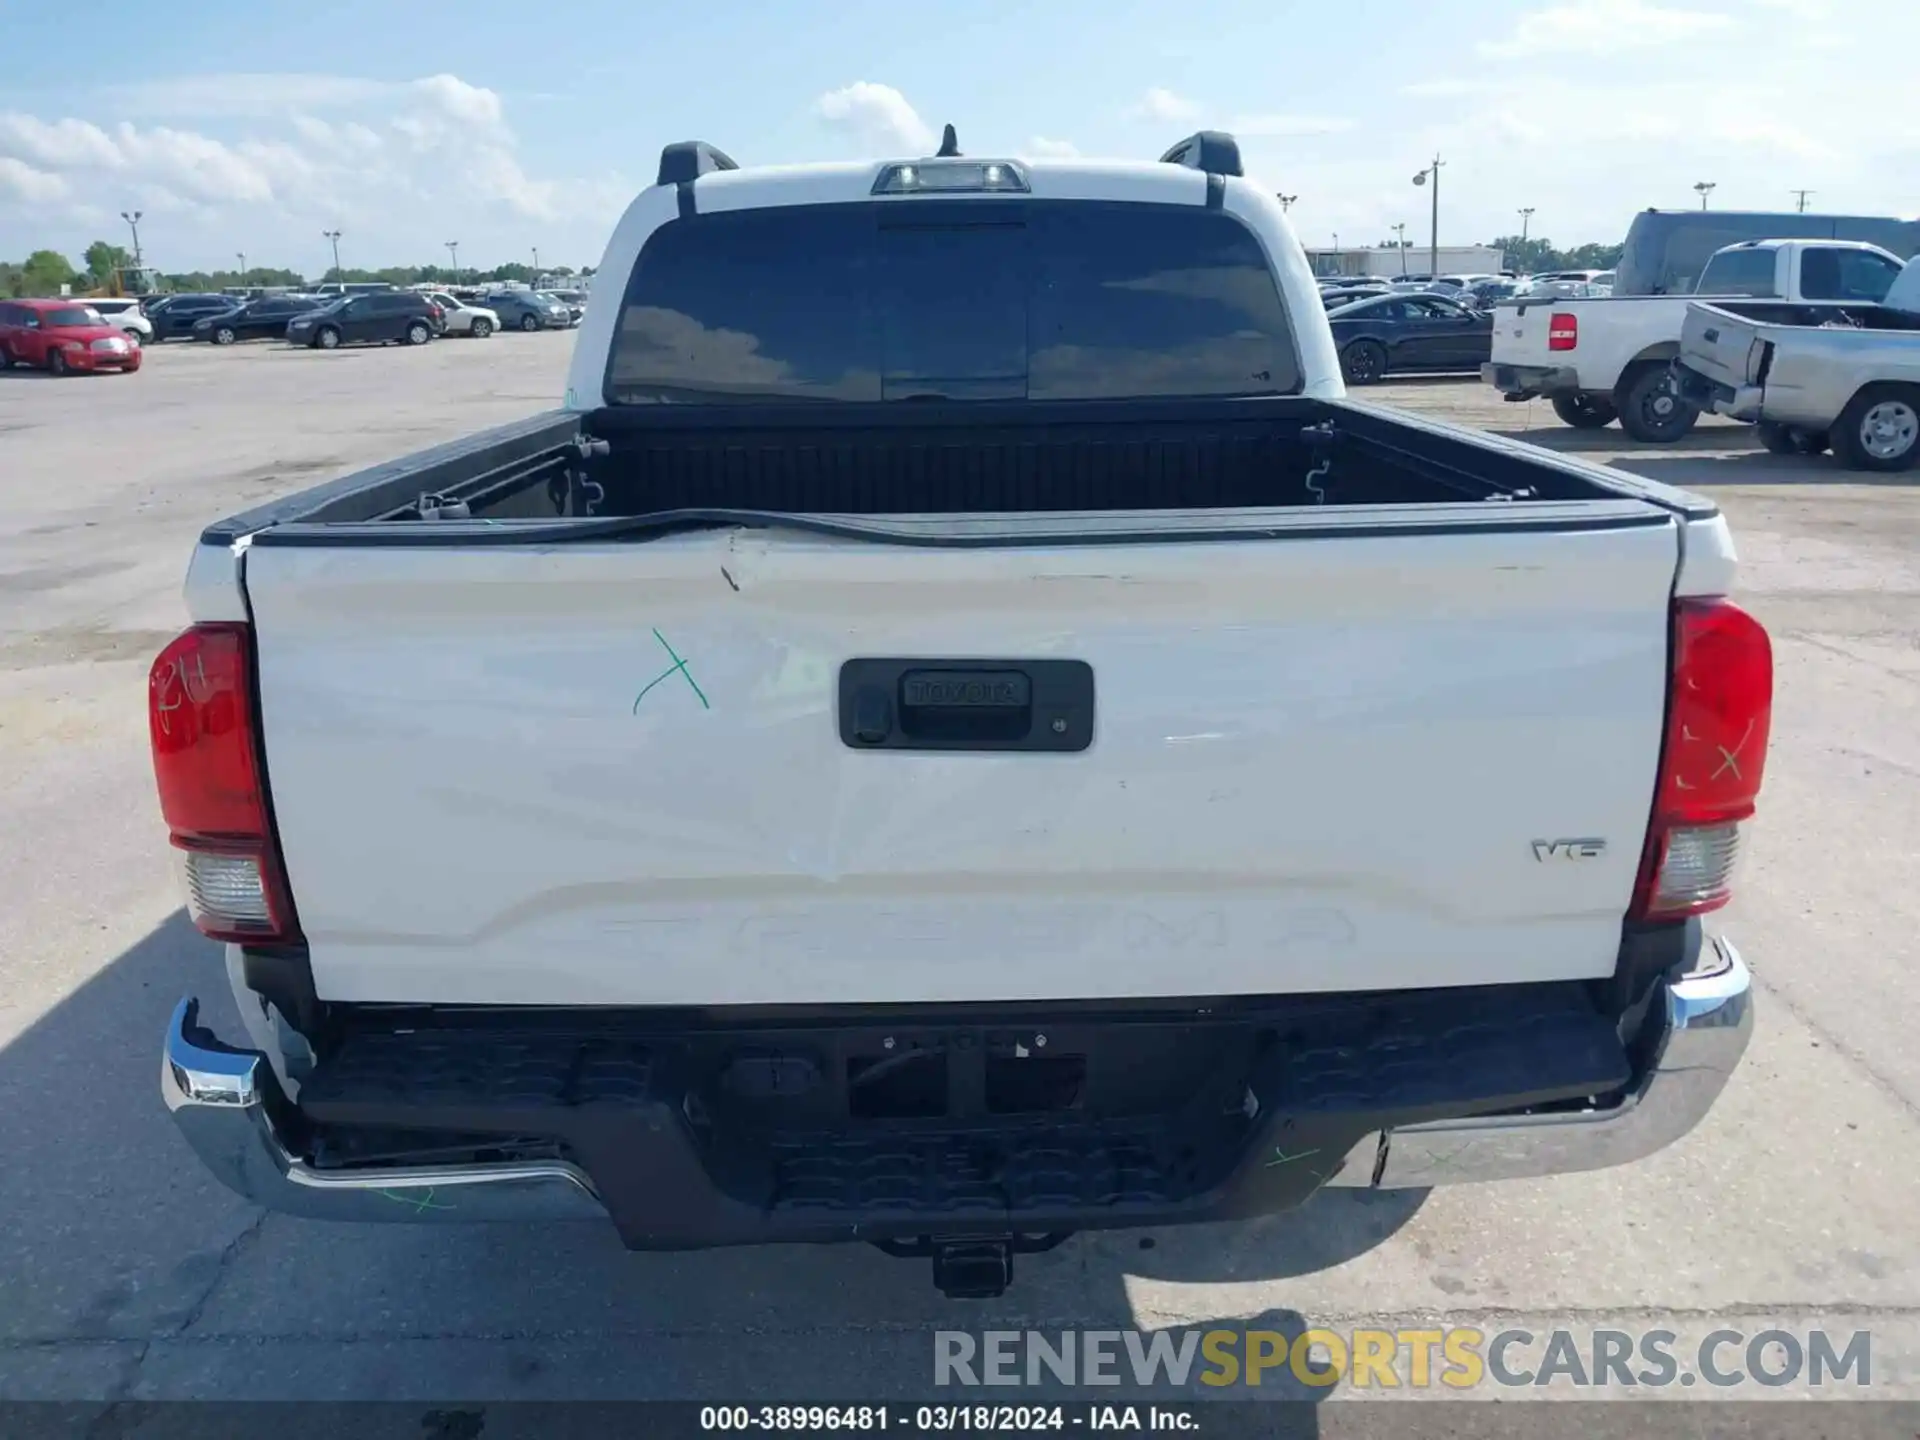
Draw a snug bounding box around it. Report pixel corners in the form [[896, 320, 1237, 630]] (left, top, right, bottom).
[[934, 1327, 1872, 1391]]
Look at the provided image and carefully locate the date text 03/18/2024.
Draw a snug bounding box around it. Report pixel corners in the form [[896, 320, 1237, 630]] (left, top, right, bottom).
[[698, 1404, 1195, 1432]]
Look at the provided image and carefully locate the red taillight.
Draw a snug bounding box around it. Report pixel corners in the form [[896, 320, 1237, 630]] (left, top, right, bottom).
[[149, 623, 301, 944], [1548, 313, 1578, 351], [1630, 598, 1773, 921]]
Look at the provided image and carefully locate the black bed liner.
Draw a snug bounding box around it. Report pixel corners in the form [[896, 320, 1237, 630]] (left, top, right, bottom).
[[197, 396, 1719, 548]]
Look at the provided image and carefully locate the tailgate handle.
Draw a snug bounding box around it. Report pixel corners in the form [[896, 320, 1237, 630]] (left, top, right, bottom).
[[839, 659, 1094, 753], [1703, 326, 1720, 343]]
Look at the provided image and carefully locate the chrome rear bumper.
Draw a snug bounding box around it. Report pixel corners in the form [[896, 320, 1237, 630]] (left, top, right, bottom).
[[162, 940, 1753, 1221], [1329, 936, 1754, 1187], [162, 998, 607, 1223]]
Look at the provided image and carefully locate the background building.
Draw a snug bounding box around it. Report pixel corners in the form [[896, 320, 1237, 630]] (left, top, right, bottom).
[[1304, 244, 1509, 278]]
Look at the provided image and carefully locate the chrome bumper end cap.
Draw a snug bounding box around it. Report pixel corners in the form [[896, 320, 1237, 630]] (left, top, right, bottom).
[[162, 996, 607, 1224], [1329, 938, 1755, 1189]]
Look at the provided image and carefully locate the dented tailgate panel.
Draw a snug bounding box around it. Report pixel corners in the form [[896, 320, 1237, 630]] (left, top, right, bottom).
[[244, 518, 1679, 1006]]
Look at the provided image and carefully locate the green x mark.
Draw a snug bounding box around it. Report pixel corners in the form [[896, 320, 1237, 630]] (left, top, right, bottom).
[[375, 1187, 454, 1213], [1266, 1147, 1322, 1169], [632, 628, 710, 713]]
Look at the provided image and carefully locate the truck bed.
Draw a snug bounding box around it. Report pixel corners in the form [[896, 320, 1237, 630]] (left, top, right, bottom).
[[196, 397, 1722, 1009], [202, 396, 1711, 538]]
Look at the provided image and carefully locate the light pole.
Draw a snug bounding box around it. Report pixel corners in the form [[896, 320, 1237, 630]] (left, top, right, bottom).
[[445, 241, 460, 280], [1412, 154, 1444, 279], [1392, 222, 1408, 275], [1791, 189, 1814, 213], [531, 246, 541, 277], [1518, 207, 1535, 243], [1332, 232, 1340, 276], [1693, 181, 1716, 210], [120, 210, 143, 266], [1277, 193, 1297, 212], [235, 252, 247, 285], [323, 229, 343, 280]]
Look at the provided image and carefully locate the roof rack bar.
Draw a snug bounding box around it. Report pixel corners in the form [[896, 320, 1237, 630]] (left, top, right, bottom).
[[657, 141, 739, 188], [1159, 130, 1244, 179]]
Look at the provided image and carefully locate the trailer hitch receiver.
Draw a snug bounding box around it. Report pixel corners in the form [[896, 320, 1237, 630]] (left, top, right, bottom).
[[932, 1239, 1014, 1300]]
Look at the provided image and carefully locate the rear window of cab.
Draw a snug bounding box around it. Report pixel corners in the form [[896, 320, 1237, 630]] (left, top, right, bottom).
[[605, 200, 1302, 405]]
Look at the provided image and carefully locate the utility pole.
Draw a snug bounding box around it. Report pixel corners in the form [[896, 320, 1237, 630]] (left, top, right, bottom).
[[1413, 154, 1444, 279], [120, 210, 143, 266], [1693, 181, 1716, 210], [1791, 189, 1814, 213], [1392, 222, 1408, 275], [445, 241, 460, 280], [1518, 207, 1535, 243], [1276, 193, 1297, 212], [323, 229, 343, 280]]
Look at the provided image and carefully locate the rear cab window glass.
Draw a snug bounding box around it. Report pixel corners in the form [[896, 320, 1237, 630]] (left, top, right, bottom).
[[1696, 248, 1778, 297], [604, 200, 1301, 405]]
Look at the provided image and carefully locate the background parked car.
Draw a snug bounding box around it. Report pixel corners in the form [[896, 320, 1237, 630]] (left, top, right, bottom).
[[84, 298, 153, 343], [147, 294, 241, 341], [542, 289, 587, 323], [481, 290, 573, 331], [193, 294, 326, 345], [0, 299, 142, 375], [1326, 292, 1494, 384], [422, 292, 499, 338], [1321, 284, 1391, 308], [1516, 277, 1605, 300], [286, 291, 440, 350], [1460, 278, 1522, 308]]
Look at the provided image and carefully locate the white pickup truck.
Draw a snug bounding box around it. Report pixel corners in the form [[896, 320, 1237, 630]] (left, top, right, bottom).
[[1484, 238, 1911, 443], [156, 129, 1765, 1300]]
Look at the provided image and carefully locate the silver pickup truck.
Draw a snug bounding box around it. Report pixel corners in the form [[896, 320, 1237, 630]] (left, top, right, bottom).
[[1674, 253, 1920, 471]]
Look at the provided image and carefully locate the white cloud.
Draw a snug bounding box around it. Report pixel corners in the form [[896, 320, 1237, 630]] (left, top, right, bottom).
[[0, 114, 123, 169], [1133, 87, 1199, 122], [0, 73, 630, 272], [812, 82, 934, 154], [1272, 48, 1915, 265], [1023, 136, 1082, 159], [116, 124, 277, 204], [288, 114, 385, 156], [1479, 0, 1733, 57], [413, 73, 506, 131], [0, 155, 69, 202]]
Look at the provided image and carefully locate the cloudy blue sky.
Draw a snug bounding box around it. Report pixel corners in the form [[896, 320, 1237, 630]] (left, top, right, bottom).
[[1, 0, 1907, 275]]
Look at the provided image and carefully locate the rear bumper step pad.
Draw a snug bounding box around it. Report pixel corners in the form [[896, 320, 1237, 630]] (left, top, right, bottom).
[[155, 963, 1758, 1248]]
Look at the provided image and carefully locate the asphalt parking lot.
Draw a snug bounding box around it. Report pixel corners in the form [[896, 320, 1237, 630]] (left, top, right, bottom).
[[2, 340, 1917, 1418]]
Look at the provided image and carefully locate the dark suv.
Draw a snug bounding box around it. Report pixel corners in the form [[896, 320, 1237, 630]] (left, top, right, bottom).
[[193, 295, 326, 344], [285, 291, 441, 350], [148, 294, 242, 341]]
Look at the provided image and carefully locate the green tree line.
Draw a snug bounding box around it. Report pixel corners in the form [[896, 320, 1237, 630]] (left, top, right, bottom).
[[1369, 236, 1626, 271], [2, 241, 591, 298], [1484, 236, 1626, 272]]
